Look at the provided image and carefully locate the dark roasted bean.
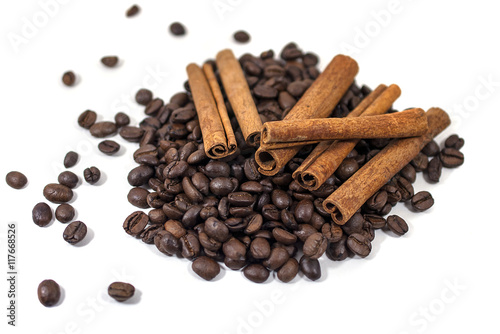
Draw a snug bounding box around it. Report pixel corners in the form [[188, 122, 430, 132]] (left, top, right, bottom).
[[63, 221, 87, 244], [170, 22, 186, 36], [400, 164, 416, 183], [78, 110, 97, 129], [364, 214, 386, 229], [101, 56, 119, 67], [299, 256, 321, 281], [57, 171, 78, 189], [192, 256, 220, 281], [444, 134, 465, 150], [386, 215, 409, 236], [6, 171, 27, 189], [243, 264, 269, 283], [108, 282, 135, 302], [98, 140, 120, 155], [411, 191, 434, 211], [64, 151, 79, 168], [43, 183, 73, 203], [422, 140, 440, 156], [426, 156, 442, 182], [439, 148, 464, 168], [250, 237, 271, 259], [411, 152, 429, 172], [303, 232, 327, 259], [154, 230, 181, 256], [127, 187, 150, 209], [126, 4, 140, 17], [62, 71, 76, 86], [55, 204, 75, 223], [38, 280, 61, 307], [83, 167, 101, 185], [347, 233, 371, 257], [120, 126, 145, 142], [32, 202, 53, 227], [89, 121, 117, 138], [277, 258, 299, 283], [135, 88, 153, 106]]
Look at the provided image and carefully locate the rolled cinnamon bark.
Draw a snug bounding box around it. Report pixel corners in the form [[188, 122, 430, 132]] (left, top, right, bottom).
[[216, 49, 262, 146], [323, 107, 451, 225], [261, 108, 427, 147], [293, 84, 400, 190], [187, 63, 237, 159], [254, 54, 359, 176]]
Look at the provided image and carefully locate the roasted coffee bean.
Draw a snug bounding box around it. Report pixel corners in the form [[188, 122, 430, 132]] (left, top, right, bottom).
[[400, 164, 416, 183], [382, 184, 401, 205], [190, 172, 209, 196], [303, 52, 319, 66], [149, 208, 167, 225], [271, 173, 293, 187], [287, 81, 308, 97], [114, 112, 130, 127], [243, 264, 269, 283], [62, 71, 76, 86], [228, 192, 255, 206], [145, 98, 164, 116], [6, 171, 27, 189], [365, 190, 388, 211], [77, 110, 97, 129], [281, 209, 298, 230], [444, 134, 465, 150], [180, 233, 200, 259], [32, 202, 53, 227], [229, 206, 253, 218], [126, 4, 140, 17], [89, 121, 117, 138], [250, 237, 271, 259], [277, 258, 299, 283], [140, 224, 163, 244], [199, 206, 218, 220], [38, 279, 61, 307], [272, 228, 297, 245], [393, 175, 414, 202], [342, 213, 365, 235], [244, 158, 261, 181], [163, 219, 186, 239], [64, 151, 79, 168], [98, 140, 120, 155], [271, 189, 291, 209], [411, 152, 428, 172], [101, 56, 119, 67], [386, 215, 409, 236], [321, 223, 343, 243], [242, 213, 262, 234], [199, 232, 222, 252], [411, 191, 434, 211], [210, 177, 234, 196], [120, 126, 145, 142], [426, 156, 442, 182], [164, 160, 189, 179], [128, 165, 154, 186], [218, 197, 230, 220], [63, 221, 87, 244], [308, 212, 325, 230], [254, 85, 278, 98], [178, 142, 197, 161], [223, 237, 246, 260], [135, 88, 153, 105], [294, 224, 318, 243], [233, 30, 250, 43], [335, 158, 359, 181], [187, 149, 207, 164], [347, 233, 371, 257], [439, 148, 464, 168], [294, 199, 314, 223], [364, 214, 386, 229], [154, 230, 180, 255], [43, 183, 73, 203], [326, 235, 349, 261], [180, 176, 202, 203], [127, 187, 150, 208], [163, 178, 183, 195], [259, 178, 273, 193], [224, 217, 246, 233], [55, 204, 75, 223], [303, 232, 327, 259], [171, 107, 196, 124], [263, 247, 289, 270], [123, 211, 149, 237], [170, 22, 186, 36], [83, 166, 101, 184], [240, 181, 263, 193], [58, 171, 79, 189], [225, 257, 246, 270], [192, 256, 220, 281], [421, 140, 440, 156], [204, 217, 229, 242], [108, 282, 135, 302], [299, 256, 321, 281], [203, 161, 231, 178]]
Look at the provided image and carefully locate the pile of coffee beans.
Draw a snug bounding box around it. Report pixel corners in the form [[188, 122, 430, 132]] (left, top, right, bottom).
[[120, 42, 465, 282]]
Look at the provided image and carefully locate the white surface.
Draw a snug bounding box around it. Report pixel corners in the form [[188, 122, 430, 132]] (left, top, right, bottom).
[[0, 0, 498, 333]]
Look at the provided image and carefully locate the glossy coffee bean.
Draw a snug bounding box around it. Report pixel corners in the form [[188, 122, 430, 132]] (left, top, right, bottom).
[[63, 221, 87, 244], [154, 230, 180, 256], [108, 282, 135, 302], [249, 237, 271, 259], [32, 202, 53, 227], [55, 204, 75, 223], [6, 171, 27, 189], [78, 110, 96, 129], [444, 134, 465, 150], [243, 264, 269, 283], [386, 215, 409, 236], [192, 256, 220, 281], [58, 171, 79, 189], [98, 140, 120, 155], [89, 121, 117, 138], [263, 247, 289, 270], [347, 233, 371, 257], [303, 232, 327, 259], [38, 279, 61, 307], [299, 256, 321, 281], [64, 151, 79, 168], [411, 191, 434, 211], [426, 157, 442, 182], [277, 258, 299, 283], [43, 183, 73, 203], [83, 167, 101, 184], [439, 148, 464, 168]]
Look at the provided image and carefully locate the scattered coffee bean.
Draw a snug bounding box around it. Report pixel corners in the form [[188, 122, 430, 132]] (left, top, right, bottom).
[[411, 191, 434, 211], [192, 256, 221, 281], [63, 221, 87, 244], [347, 233, 372, 257], [64, 151, 79, 168], [43, 183, 73, 203], [426, 156, 442, 182], [101, 56, 119, 67], [108, 282, 135, 302], [114, 112, 130, 127], [32, 202, 53, 227], [135, 88, 153, 105], [277, 258, 299, 283], [243, 264, 269, 283], [439, 148, 464, 168], [55, 204, 75, 223], [126, 4, 140, 17], [299, 256, 321, 281], [62, 71, 76, 86], [170, 22, 186, 36], [58, 171, 79, 189], [77, 110, 97, 129], [444, 134, 465, 150], [89, 122, 117, 138], [233, 30, 250, 43], [98, 140, 120, 155], [38, 279, 61, 307], [6, 171, 27, 189], [83, 167, 101, 184], [386, 215, 409, 236]]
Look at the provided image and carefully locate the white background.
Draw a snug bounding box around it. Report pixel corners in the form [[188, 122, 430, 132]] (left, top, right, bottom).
[[0, 0, 498, 333]]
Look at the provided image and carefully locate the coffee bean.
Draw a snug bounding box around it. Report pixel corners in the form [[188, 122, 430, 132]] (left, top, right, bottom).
[[244, 158, 261, 181], [280, 209, 298, 230], [114, 112, 130, 127], [243, 264, 269, 283], [127, 187, 150, 208], [299, 256, 321, 281], [128, 165, 154, 186], [170, 22, 186, 36], [154, 230, 180, 256], [271, 189, 291, 209], [192, 256, 220, 281], [135, 88, 153, 106], [411, 152, 428, 172], [364, 214, 386, 229], [287, 81, 308, 97], [123, 211, 149, 236], [126, 4, 140, 17], [262, 247, 289, 271], [228, 192, 255, 206], [204, 217, 229, 242], [393, 175, 414, 202], [43, 183, 73, 203], [277, 258, 299, 283], [145, 98, 164, 116], [303, 52, 319, 66], [98, 140, 120, 155], [89, 122, 117, 138], [411, 191, 434, 211], [140, 224, 163, 244], [119, 126, 145, 142], [101, 56, 119, 67], [342, 212, 364, 235], [439, 148, 464, 168], [400, 164, 416, 183], [347, 233, 371, 257], [164, 160, 189, 179], [108, 282, 135, 302], [444, 134, 465, 150], [6, 171, 27, 189], [63, 221, 87, 244], [78, 110, 97, 129], [38, 279, 61, 307], [180, 233, 200, 259], [321, 223, 343, 243], [272, 228, 297, 245], [326, 236, 349, 261], [335, 158, 359, 181], [365, 190, 388, 211], [233, 30, 250, 43], [421, 140, 440, 156], [294, 224, 317, 243], [32, 202, 53, 227], [249, 237, 271, 259], [83, 167, 101, 184], [222, 237, 246, 261], [58, 171, 79, 189], [62, 71, 76, 86], [55, 204, 75, 223], [386, 215, 409, 236], [426, 156, 442, 182], [63, 151, 79, 168], [303, 232, 327, 259]]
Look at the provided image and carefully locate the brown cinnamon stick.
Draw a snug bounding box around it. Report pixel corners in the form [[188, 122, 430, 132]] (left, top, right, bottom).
[[254, 54, 359, 176], [261, 108, 428, 147], [187, 63, 237, 159], [216, 49, 262, 146], [323, 107, 451, 225], [293, 84, 400, 190]]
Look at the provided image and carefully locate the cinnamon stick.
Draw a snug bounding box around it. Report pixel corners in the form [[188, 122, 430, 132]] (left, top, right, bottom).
[[323, 107, 451, 225], [293, 84, 400, 190], [216, 49, 262, 146], [261, 108, 428, 147], [254, 54, 359, 176], [186, 63, 236, 159]]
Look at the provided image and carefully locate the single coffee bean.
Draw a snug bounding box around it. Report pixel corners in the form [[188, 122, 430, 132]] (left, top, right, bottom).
[[249, 237, 271, 259], [243, 264, 269, 283], [299, 256, 321, 281], [55, 204, 75, 223], [347, 233, 372, 257], [400, 164, 416, 183], [108, 282, 135, 302], [386, 215, 409, 236], [222, 238, 246, 260], [303, 232, 328, 259], [140, 224, 163, 244], [128, 165, 154, 186], [272, 228, 297, 245], [210, 177, 234, 196], [119, 126, 145, 142], [89, 121, 117, 138], [164, 219, 186, 239], [287, 81, 308, 97], [393, 175, 414, 202], [32, 202, 53, 227], [64, 151, 79, 168], [335, 158, 359, 181], [421, 140, 440, 156], [233, 30, 250, 43], [426, 156, 442, 182], [98, 140, 120, 155], [262, 247, 289, 270], [204, 217, 230, 242], [148, 208, 167, 225], [127, 187, 150, 209], [154, 230, 180, 256], [321, 223, 343, 243], [43, 183, 73, 203], [411, 191, 434, 211], [253, 85, 278, 99], [228, 192, 255, 206], [123, 211, 149, 236], [62, 71, 76, 86], [277, 258, 299, 283], [6, 171, 27, 189], [77, 110, 97, 129], [294, 224, 318, 243], [326, 236, 349, 261], [365, 190, 388, 211], [342, 212, 365, 235], [126, 4, 140, 17], [63, 221, 87, 244], [163, 160, 189, 179], [271, 189, 291, 209], [439, 148, 464, 168], [192, 256, 221, 281], [38, 279, 61, 307], [294, 199, 314, 223], [244, 158, 261, 181], [364, 214, 386, 229], [101, 56, 119, 67], [281, 209, 298, 231], [83, 167, 101, 184], [57, 171, 79, 189], [170, 22, 186, 36], [114, 112, 130, 127], [135, 88, 153, 106], [180, 233, 200, 259], [411, 152, 429, 172], [444, 134, 465, 150]]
